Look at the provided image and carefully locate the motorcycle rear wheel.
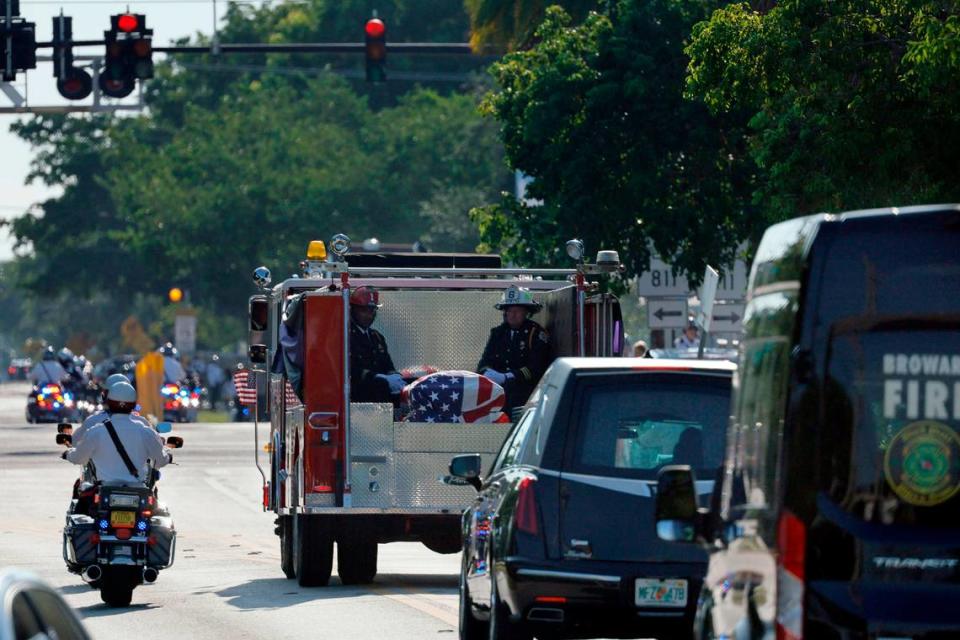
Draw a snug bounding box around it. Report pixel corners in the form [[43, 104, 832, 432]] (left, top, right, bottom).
[[100, 583, 133, 607]]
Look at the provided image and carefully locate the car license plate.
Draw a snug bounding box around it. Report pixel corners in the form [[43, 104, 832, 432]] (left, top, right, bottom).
[[635, 578, 688, 607], [110, 511, 137, 528]]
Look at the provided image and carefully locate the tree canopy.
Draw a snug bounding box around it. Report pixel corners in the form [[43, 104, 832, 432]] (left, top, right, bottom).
[[473, 2, 759, 284], [4, 0, 505, 353], [685, 0, 960, 220]]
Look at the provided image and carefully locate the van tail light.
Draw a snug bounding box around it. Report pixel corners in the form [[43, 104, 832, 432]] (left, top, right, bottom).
[[516, 477, 539, 536], [776, 509, 806, 640]]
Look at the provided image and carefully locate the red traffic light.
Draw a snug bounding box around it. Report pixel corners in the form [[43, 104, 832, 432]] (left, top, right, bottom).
[[365, 18, 385, 39], [117, 13, 139, 33]]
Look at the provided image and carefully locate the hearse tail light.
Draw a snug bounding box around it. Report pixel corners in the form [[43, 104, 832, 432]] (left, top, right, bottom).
[[776, 509, 806, 640], [516, 477, 540, 536]]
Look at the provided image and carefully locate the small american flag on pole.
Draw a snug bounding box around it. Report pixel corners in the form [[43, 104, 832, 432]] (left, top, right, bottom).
[[284, 381, 300, 407], [233, 369, 258, 406]]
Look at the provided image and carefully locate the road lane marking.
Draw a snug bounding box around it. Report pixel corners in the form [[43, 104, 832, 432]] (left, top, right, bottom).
[[366, 585, 457, 627], [203, 475, 266, 515]]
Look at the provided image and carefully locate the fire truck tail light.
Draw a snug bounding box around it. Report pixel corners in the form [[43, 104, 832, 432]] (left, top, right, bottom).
[[308, 412, 339, 429], [313, 485, 334, 493], [307, 240, 327, 260]]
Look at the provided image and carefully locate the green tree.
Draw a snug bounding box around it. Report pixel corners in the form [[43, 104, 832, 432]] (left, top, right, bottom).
[[464, 0, 597, 51], [474, 3, 758, 283], [686, 0, 960, 221]]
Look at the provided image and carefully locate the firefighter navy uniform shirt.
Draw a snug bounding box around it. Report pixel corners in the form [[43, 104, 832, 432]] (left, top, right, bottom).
[[350, 321, 397, 403], [477, 319, 551, 411]]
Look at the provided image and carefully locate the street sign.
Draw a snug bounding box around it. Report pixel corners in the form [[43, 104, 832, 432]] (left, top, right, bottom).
[[174, 312, 197, 355], [696, 266, 719, 333], [637, 254, 749, 300], [637, 256, 690, 297], [710, 303, 745, 334], [648, 299, 688, 329]]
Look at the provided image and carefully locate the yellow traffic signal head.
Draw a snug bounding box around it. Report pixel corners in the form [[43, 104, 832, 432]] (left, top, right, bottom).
[[168, 287, 183, 303]]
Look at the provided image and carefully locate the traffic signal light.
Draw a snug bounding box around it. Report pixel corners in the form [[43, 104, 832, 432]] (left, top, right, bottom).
[[52, 16, 92, 100], [364, 17, 386, 82], [0, 17, 37, 81], [101, 13, 153, 99], [168, 288, 183, 303]]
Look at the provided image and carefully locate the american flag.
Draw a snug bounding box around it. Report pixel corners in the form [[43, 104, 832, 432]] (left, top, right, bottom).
[[233, 370, 258, 406], [403, 370, 506, 423], [284, 381, 300, 407]]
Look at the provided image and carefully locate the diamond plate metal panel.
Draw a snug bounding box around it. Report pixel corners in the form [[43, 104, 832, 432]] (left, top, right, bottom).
[[350, 403, 394, 456], [350, 460, 395, 508], [395, 422, 513, 453], [394, 452, 501, 508], [370, 290, 508, 373]]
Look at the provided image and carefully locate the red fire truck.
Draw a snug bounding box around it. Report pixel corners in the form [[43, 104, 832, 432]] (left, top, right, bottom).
[[246, 235, 624, 586]]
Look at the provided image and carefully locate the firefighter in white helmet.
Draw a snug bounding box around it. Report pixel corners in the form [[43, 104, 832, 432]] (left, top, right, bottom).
[[62, 382, 171, 486], [478, 286, 551, 412]]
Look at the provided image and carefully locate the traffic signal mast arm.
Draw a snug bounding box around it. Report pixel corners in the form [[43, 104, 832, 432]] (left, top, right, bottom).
[[34, 41, 477, 55]]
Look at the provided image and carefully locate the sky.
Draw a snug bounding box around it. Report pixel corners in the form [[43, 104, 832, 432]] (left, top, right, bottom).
[[0, 0, 222, 259]]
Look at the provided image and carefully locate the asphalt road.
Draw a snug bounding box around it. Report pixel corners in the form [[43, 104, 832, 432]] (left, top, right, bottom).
[[0, 382, 462, 640]]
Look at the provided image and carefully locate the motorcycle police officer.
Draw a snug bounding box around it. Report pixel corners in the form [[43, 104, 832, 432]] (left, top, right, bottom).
[[478, 286, 551, 412], [62, 382, 171, 486], [350, 286, 404, 402]]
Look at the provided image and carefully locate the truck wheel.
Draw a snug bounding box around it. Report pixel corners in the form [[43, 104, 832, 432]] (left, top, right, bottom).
[[294, 514, 333, 587], [337, 538, 378, 585], [279, 515, 295, 579]]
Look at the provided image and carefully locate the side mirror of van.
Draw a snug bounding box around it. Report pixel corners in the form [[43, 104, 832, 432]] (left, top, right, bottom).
[[655, 465, 702, 543], [165, 436, 184, 449], [57, 423, 73, 435], [56, 433, 73, 446], [448, 454, 483, 491]]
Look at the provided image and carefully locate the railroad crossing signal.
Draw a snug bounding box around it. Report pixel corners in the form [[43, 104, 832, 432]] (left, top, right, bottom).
[[52, 15, 92, 100], [101, 13, 153, 98], [364, 17, 386, 82], [0, 11, 37, 81]]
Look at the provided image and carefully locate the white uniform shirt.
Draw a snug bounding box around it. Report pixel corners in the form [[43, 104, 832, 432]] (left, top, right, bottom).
[[163, 357, 186, 383], [66, 414, 170, 485], [31, 361, 68, 384], [75, 411, 151, 445], [674, 334, 701, 349]]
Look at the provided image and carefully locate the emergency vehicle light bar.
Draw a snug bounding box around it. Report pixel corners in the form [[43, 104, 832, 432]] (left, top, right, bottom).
[[330, 267, 578, 278]]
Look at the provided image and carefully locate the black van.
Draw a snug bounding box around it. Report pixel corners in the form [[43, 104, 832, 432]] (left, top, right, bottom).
[[452, 357, 734, 640], [655, 205, 960, 639]]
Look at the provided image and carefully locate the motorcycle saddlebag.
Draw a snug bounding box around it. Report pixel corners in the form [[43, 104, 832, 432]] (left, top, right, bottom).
[[147, 515, 176, 568], [63, 514, 98, 567]]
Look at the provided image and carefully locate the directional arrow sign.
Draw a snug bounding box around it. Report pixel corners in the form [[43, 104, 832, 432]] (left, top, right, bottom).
[[710, 303, 745, 333], [648, 299, 688, 329]]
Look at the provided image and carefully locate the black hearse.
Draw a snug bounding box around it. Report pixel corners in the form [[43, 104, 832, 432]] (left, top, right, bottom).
[[451, 357, 735, 640]]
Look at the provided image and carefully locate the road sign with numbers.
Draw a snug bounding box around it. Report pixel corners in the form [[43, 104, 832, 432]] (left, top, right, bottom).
[[638, 255, 749, 300]]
